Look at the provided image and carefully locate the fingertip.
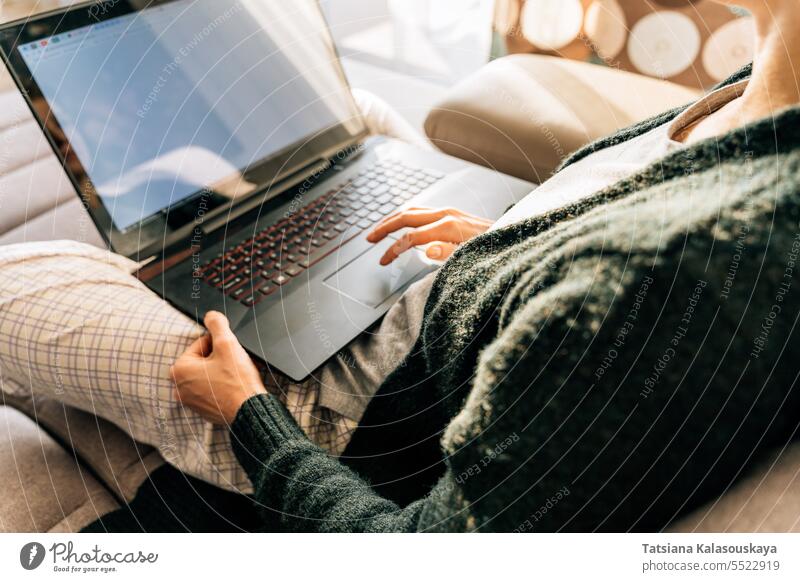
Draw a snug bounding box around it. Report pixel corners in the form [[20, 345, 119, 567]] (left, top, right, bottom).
[[204, 311, 232, 339], [207, 310, 229, 324], [426, 245, 443, 259], [369, 229, 387, 243]]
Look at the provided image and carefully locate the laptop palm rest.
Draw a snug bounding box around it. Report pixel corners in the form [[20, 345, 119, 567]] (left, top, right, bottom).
[[323, 239, 434, 309]]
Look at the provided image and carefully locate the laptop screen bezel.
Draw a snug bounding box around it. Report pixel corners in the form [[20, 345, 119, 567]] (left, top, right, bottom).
[[0, 0, 369, 259]]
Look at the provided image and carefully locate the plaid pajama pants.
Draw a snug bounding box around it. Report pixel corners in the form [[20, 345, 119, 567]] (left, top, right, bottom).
[[0, 241, 432, 494]]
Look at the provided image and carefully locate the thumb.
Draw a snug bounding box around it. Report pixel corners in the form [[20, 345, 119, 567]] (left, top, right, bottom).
[[204, 311, 234, 343], [183, 333, 212, 359], [426, 243, 457, 261]]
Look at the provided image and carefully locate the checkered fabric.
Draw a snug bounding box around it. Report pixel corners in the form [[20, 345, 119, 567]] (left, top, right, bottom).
[[0, 241, 357, 494]]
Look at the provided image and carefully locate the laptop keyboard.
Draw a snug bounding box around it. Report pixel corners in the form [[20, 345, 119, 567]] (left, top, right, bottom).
[[196, 159, 445, 307]]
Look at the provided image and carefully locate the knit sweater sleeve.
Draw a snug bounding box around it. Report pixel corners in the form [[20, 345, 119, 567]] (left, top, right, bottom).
[[230, 394, 471, 532]]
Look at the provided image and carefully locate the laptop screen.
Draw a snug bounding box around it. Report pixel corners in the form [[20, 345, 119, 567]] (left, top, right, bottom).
[[10, 0, 364, 236]]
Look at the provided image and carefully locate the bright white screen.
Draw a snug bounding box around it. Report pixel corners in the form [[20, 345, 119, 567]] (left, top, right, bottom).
[[20, 0, 360, 230]]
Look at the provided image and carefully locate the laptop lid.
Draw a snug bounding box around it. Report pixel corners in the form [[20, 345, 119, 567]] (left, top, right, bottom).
[[0, 0, 368, 259]]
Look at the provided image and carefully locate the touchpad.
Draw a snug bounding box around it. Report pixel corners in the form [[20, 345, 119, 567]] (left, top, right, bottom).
[[323, 240, 435, 308]]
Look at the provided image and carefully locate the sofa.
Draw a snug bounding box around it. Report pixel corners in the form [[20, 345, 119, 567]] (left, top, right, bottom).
[[2, 53, 799, 532]]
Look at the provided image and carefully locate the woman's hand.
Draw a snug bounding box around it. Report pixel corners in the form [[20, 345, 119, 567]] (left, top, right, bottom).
[[366, 206, 494, 265], [171, 311, 266, 425]]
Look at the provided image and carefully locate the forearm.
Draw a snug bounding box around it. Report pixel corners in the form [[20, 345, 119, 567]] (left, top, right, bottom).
[[231, 394, 428, 532]]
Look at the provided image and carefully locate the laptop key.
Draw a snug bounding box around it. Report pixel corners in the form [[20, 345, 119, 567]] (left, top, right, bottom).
[[200, 160, 444, 297], [222, 276, 243, 290], [259, 283, 278, 296], [250, 278, 269, 291], [203, 268, 220, 280], [285, 265, 304, 277]]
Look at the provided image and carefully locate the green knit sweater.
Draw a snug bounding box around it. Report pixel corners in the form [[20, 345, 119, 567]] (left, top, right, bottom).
[[230, 65, 800, 532]]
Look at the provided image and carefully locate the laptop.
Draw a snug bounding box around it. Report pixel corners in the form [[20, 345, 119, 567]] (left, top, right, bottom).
[[0, 0, 534, 381]]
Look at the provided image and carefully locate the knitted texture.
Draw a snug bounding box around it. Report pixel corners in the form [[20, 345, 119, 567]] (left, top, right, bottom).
[[229, 65, 800, 531], [87, 64, 800, 532]]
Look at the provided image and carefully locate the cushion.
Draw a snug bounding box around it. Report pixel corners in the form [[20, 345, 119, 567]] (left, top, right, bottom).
[[4, 394, 164, 503], [0, 82, 104, 247], [669, 443, 800, 533], [0, 405, 119, 532], [424, 53, 699, 183]]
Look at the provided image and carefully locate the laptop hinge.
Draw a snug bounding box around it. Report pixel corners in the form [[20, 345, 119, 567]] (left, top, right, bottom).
[[135, 142, 366, 281], [200, 156, 333, 238]]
